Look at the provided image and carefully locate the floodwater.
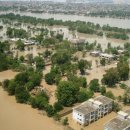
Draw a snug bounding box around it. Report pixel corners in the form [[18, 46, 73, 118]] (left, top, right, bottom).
[[0, 19, 128, 51], [1, 11, 130, 29], [0, 70, 63, 130]]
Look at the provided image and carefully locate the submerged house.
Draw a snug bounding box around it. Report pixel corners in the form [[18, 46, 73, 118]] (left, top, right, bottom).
[[100, 53, 115, 61], [70, 38, 86, 48], [90, 51, 101, 57]]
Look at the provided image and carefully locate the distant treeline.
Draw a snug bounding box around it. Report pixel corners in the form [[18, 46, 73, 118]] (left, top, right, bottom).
[[87, 10, 130, 19], [106, 32, 129, 40], [0, 13, 129, 40]]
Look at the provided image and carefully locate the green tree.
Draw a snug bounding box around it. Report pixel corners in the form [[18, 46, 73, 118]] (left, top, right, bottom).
[[117, 60, 129, 81], [62, 117, 69, 126], [43, 49, 51, 59], [7, 80, 17, 95], [123, 88, 130, 105], [19, 56, 24, 62], [2, 79, 9, 90], [34, 56, 45, 71], [68, 75, 87, 88], [29, 72, 42, 86], [56, 81, 79, 106], [112, 102, 121, 112], [52, 52, 71, 65], [15, 86, 30, 103], [15, 72, 29, 85], [54, 102, 63, 112], [45, 72, 55, 85], [89, 79, 100, 92], [45, 104, 55, 117], [26, 54, 34, 65], [0, 53, 8, 71], [30, 91, 49, 110], [102, 68, 119, 87], [53, 113, 61, 121], [100, 58, 106, 66], [25, 81, 34, 91], [100, 86, 106, 95], [79, 77, 87, 88], [78, 89, 94, 103], [105, 91, 115, 100], [16, 39, 25, 51], [78, 59, 88, 75]]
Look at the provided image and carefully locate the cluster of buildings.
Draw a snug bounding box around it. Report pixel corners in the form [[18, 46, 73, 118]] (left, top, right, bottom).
[[90, 51, 115, 62], [90, 50, 125, 62], [72, 95, 130, 130], [10, 38, 37, 46], [72, 95, 113, 126]]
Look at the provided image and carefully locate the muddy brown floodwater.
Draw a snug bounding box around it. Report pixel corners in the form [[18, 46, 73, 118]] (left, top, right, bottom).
[[0, 70, 63, 130]]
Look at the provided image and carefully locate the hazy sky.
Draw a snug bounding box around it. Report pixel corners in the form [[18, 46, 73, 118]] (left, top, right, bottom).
[[0, 0, 129, 4]]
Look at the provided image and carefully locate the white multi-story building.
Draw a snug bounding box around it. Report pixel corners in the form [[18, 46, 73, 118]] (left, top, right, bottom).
[[104, 110, 130, 130], [72, 95, 113, 126]]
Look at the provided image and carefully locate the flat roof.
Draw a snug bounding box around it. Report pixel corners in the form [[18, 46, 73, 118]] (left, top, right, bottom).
[[118, 111, 128, 117], [74, 101, 97, 115], [94, 100, 103, 106], [74, 96, 113, 115], [100, 53, 114, 58], [105, 117, 130, 130], [95, 95, 113, 105]]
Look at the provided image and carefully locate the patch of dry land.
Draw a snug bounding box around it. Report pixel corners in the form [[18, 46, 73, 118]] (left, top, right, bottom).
[[0, 70, 63, 130], [66, 112, 117, 130]]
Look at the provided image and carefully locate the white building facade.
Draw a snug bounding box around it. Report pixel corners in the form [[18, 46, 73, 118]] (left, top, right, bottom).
[[73, 95, 113, 126]]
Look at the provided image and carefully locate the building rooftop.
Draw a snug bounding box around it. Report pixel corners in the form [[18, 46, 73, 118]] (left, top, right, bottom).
[[74, 101, 97, 115], [73, 95, 113, 115], [100, 53, 114, 58], [105, 117, 130, 130], [70, 38, 85, 44], [118, 111, 128, 117], [95, 95, 113, 105]]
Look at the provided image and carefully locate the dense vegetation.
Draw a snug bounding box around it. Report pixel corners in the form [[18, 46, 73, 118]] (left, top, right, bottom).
[[106, 32, 129, 40], [88, 10, 130, 19], [6, 27, 28, 38], [0, 41, 24, 71], [102, 58, 129, 87]]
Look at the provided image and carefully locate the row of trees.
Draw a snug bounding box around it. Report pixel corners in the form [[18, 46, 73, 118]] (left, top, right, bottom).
[[6, 27, 28, 38], [88, 10, 130, 20], [0, 41, 25, 71], [102, 58, 129, 87], [103, 25, 130, 33], [106, 32, 129, 40], [2, 13, 130, 39]]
